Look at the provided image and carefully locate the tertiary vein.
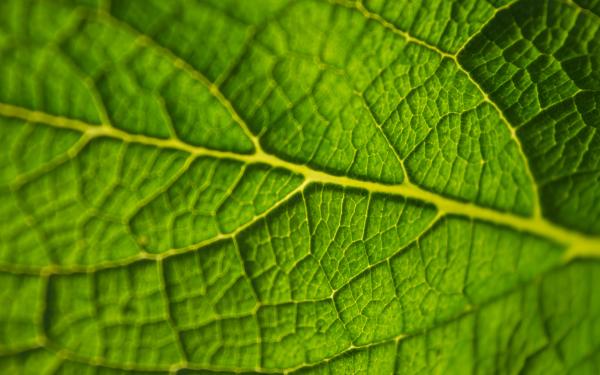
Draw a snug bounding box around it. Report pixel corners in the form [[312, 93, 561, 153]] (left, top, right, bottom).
[[332, 0, 543, 218], [17, 257, 566, 374], [0, 102, 598, 263], [102, 5, 539, 218], [100, 5, 554, 243]]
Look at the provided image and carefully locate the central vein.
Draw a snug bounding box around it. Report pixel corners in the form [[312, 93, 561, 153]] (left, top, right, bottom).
[[0, 102, 598, 260]]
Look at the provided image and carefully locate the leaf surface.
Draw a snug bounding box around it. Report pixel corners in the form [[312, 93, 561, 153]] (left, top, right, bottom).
[[1, 0, 599, 374]]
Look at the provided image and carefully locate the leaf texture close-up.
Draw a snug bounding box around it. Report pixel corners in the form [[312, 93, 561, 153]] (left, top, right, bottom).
[[1, 0, 600, 374]]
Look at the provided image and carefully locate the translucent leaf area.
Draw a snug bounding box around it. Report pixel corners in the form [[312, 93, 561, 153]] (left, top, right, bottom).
[[1, 0, 599, 374]]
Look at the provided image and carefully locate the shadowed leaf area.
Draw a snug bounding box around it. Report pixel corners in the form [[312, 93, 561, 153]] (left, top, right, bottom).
[[1, 0, 600, 374]]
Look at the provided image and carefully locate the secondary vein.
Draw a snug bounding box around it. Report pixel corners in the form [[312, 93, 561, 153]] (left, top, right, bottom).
[[333, 0, 544, 219], [0, 102, 598, 261]]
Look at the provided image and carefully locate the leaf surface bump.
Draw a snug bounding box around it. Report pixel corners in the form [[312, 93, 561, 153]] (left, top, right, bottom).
[[1, 0, 599, 374]]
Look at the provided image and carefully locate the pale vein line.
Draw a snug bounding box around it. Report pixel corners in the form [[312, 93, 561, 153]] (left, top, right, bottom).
[[28, 260, 565, 374], [334, 0, 544, 219], [1, 1, 597, 372], [0, 103, 598, 265], [98, 10, 264, 155], [156, 258, 190, 371], [104, 8, 414, 186], [453, 0, 520, 56], [0, 158, 309, 276], [103, 2, 536, 221], [564, 0, 600, 20]]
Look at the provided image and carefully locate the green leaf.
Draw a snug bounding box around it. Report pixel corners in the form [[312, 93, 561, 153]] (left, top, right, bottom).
[[1, 0, 599, 373]]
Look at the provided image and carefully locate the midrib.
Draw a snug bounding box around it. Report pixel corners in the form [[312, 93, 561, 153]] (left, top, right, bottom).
[[0, 102, 599, 260]]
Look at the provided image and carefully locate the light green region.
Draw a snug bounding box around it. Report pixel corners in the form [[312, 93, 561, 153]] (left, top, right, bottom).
[[131, 158, 303, 253], [46, 261, 183, 366], [1, 0, 600, 374], [361, 0, 514, 53], [0, 273, 42, 351]]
